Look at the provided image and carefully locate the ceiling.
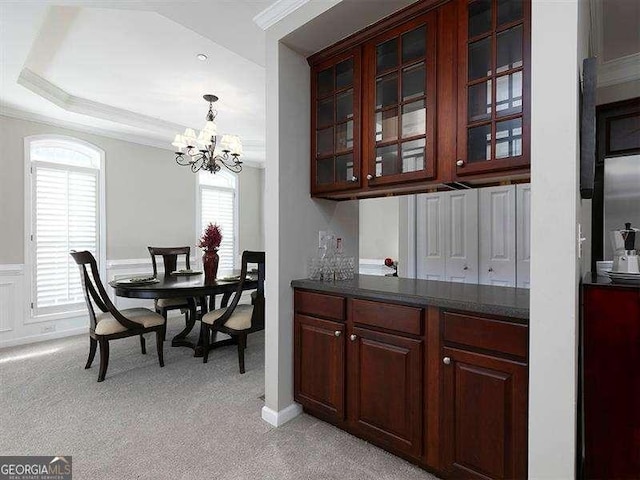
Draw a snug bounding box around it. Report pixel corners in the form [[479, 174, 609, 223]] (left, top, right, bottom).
[[0, 1, 272, 163]]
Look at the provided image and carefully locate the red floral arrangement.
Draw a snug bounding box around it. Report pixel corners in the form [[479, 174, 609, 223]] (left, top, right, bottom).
[[384, 257, 395, 268], [384, 257, 398, 277], [199, 223, 223, 252]]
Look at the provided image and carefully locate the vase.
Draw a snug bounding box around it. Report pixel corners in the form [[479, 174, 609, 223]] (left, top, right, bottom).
[[203, 250, 219, 284]]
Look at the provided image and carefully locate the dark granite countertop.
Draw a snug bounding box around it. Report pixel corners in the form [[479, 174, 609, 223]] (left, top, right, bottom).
[[291, 275, 530, 321], [582, 272, 640, 290]]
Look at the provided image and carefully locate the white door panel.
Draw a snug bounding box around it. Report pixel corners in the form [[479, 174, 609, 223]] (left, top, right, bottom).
[[479, 186, 516, 286], [416, 193, 446, 280], [516, 183, 531, 288], [445, 190, 479, 283]]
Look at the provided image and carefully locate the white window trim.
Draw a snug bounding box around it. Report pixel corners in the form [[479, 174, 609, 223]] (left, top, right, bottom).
[[23, 134, 106, 323], [194, 171, 239, 270]]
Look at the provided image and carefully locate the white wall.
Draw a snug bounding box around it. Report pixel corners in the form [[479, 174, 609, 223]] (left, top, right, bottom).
[[359, 196, 399, 260], [0, 114, 264, 347], [528, 0, 587, 477]]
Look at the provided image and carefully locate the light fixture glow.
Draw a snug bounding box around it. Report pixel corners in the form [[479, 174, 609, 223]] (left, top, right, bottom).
[[197, 53, 208, 61]]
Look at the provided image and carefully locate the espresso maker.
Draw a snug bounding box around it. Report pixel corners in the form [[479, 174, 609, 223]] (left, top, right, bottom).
[[610, 222, 640, 273]]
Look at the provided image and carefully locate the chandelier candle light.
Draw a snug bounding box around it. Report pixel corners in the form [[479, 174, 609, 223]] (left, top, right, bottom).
[[172, 94, 243, 174]]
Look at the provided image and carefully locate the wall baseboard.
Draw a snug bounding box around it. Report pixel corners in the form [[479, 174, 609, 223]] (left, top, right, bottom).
[[0, 326, 87, 350], [261, 403, 303, 427]]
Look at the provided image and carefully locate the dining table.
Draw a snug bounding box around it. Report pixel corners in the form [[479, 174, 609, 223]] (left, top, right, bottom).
[[109, 273, 258, 357]]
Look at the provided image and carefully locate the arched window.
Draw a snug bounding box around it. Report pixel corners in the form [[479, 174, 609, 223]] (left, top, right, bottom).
[[26, 136, 105, 318], [197, 170, 238, 272]]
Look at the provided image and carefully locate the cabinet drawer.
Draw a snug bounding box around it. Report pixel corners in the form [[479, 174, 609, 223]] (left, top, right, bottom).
[[443, 312, 528, 359], [352, 299, 422, 336], [295, 290, 345, 321]]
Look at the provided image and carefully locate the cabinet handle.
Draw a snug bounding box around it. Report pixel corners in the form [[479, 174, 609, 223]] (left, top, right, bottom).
[[443, 357, 451, 365], [456, 160, 465, 167], [366, 174, 373, 180], [350, 176, 358, 182], [488, 267, 494, 272], [334, 330, 341, 337], [463, 265, 469, 271], [350, 334, 357, 341]]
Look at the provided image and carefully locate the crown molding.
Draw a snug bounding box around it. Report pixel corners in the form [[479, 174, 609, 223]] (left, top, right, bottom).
[[597, 53, 640, 88], [252, 0, 310, 30], [17, 68, 186, 134]]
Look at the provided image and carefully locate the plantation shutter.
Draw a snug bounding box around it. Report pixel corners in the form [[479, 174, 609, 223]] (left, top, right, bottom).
[[200, 186, 235, 271], [32, 164, 99, 316]]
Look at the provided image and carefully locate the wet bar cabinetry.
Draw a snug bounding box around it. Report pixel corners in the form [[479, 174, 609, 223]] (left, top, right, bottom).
[[308, 0, 531, 199], [292, 276, 529, 478]]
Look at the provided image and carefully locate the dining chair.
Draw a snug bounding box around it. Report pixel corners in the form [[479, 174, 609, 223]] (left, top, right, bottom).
[[70, 251, 166, 382], [200, 251, 265, 374], [148, 246, 193, 322]]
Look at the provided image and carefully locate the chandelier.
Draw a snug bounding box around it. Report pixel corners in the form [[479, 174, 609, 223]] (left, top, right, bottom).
[[172, 94, 243, 174]]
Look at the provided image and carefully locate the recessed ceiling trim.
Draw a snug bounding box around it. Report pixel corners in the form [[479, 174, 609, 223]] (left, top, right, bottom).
[[0, 104, 265, 168], [253, 0, 311, 30], [597, 53, 640, 87], [17, 68, 186, 134]]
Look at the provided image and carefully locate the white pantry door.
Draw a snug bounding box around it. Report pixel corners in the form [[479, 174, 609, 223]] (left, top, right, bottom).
[[444, 190, 479, 283], [416, 192, 446, 280], [479, 186, 516, 286], [516, 183, 531, 288]]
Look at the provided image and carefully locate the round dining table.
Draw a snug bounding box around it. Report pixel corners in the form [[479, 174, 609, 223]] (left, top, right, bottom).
[[109, 273, 258, 356]]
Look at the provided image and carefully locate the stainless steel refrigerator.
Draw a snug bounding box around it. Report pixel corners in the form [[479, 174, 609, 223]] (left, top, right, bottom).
[[603, 154, 640, 260]]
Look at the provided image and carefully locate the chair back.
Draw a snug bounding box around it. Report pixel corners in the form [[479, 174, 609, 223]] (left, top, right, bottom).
[[212, 251, 265, 332], [70, 251, 141, 332], [148, 246, 191, 276]]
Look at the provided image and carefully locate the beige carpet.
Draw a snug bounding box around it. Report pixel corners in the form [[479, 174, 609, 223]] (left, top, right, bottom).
[[0, 319, 438, 480]]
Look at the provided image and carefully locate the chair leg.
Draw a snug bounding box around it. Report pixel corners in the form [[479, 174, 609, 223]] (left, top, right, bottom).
[[156, 328, 165, 368], [85, 337, 97, 369], [237, 333, 247, 374], [140, 334, 146, 354], [97, 338, 109, 382], [162, 309, 169, 341], [201, 323, 210, 364]]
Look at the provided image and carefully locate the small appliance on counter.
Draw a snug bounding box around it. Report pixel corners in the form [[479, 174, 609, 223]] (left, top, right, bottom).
[[606, 222, 640, 284]]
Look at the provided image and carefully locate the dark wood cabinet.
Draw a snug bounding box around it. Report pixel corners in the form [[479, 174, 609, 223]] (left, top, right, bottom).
[[294, 314, 346, 422], [455, 0, 531, 178], [441, 347, 528, 479], [311, 48, 362, 195], [293, 288, 529, 479], [348, 326, 424, 458], [308, 0, 531, 199], [582, 283, 640, 479]]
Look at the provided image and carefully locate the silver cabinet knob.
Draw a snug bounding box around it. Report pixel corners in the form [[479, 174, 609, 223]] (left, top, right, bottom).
[[366, 174, 373, 180], [350, 176, 358, 182], [456, 160, 464, 167], [443, 357, 451, 365], [350, 334, 357, 341], [334, 330, 341, 337]]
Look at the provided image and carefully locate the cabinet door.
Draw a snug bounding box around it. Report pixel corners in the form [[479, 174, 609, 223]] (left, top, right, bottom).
[[417, 192, 446, 280], [311, 48, 361, 195], [348, 326, 423, 458], [445, 189, 479, 283], [479, 185, 516, 286], [442, 347, 528, 479], [516, 183, 531, 288], [456, 0, 530, 177], [294, 314, 345, 421], [363, 12, 437, 186]]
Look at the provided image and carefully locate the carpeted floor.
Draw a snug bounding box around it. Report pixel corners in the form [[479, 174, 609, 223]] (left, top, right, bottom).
[[0, 318, 438, 480]]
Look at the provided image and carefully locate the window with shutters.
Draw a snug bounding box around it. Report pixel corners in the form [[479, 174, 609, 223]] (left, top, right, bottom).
[[26, 136, 105, 318], [198, 170, 238, 272]]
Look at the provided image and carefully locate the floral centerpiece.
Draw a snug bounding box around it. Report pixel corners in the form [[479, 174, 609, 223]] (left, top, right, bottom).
[[384, 257, 398, 277], [199, 223, 222, 283]]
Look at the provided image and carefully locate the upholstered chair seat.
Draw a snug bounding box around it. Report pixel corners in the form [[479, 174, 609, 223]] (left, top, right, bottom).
[[202, 304, 253, 331], [95, 308, 165, 335]]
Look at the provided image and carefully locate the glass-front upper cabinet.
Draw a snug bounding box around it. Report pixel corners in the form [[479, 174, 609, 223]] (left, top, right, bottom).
[[363, 13, 437, 186], [457, 0, 530, 176], [311, 48, 361, 194]]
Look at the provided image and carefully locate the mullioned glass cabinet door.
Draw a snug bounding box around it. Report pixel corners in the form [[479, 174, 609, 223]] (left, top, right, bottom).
[[456, 0, 530, 177], [311, 48, 362, 194], [363, 12, 437, 187]]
